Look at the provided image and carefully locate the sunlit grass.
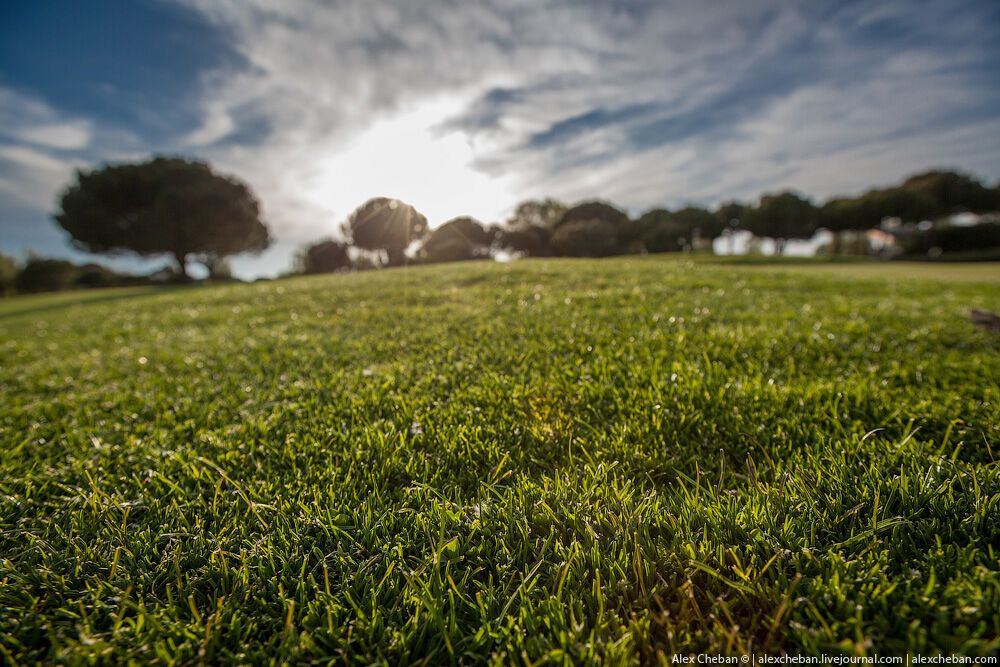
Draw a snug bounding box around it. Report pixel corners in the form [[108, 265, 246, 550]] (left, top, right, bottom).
[[1, 257, 998, 663]]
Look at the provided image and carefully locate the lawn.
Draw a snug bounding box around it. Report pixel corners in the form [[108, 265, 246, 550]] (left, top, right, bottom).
[[1, 257, 998, 663]]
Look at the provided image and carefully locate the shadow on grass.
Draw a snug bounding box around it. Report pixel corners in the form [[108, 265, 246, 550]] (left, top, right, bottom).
[[0, 285, 195, 321]]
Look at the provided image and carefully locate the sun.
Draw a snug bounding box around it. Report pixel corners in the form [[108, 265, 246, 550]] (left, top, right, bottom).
[[301, 95, 519, 227]]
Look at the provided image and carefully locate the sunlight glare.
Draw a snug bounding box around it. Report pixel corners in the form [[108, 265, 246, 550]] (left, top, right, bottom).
[[301, 97, 518, 227]]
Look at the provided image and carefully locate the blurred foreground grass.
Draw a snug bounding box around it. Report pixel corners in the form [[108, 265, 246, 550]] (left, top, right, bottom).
[[1, 257, 998, 663]]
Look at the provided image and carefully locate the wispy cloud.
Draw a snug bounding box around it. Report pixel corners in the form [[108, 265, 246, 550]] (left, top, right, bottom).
[[1, 0, 998, 276]]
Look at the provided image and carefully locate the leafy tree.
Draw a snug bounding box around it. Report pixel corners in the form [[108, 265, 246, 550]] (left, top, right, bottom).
[[550, 219, 619, 257], [0, 253, 16, 295], [549, 201, 630, 256], [506, 199, 566, 229], [821, 171, 999, 242], [633, 209, 685, 253], [497, 225, 551, 257], [557, 201, 629, 229], [55, 156, 270, 280], [76, 263, 123, 288], [899, 170, 999, 214], [16, 257, 79, 293], [419, 217, 496, 263], [714, 201, 746, 229], [642, 219, 688, 253], [671, 206, 724, 240], [345, 197, 428, 267], [713, 201, 747, 254], [745, 191, 818, 254], [299, 239, 352, 274], [900, 221, 1000, 256], [201, 253, 234, 281]]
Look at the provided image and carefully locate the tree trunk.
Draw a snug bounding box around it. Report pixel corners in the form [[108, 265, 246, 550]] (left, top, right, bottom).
[[174, 251, 191, 281], [775, 239, 787, 255], [385, 247, 406, 267]]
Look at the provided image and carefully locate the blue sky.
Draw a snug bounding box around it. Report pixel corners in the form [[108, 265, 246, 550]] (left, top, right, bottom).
[[2, 0, 999, 277]]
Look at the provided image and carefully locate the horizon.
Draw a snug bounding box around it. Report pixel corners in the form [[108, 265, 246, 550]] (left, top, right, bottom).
[[2, 0, 1000, 278]]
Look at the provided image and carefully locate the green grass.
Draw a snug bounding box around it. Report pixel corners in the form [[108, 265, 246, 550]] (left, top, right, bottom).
[[1, 257, 998, 663]]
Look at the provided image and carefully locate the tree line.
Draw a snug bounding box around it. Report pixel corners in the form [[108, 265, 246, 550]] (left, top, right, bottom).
[[298, 169, 1000, 272], [2, 157, 998, 294]]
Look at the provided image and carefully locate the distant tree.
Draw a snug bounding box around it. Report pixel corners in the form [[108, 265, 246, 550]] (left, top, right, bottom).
[[549, 201, 630, 256], [419, 216, 496, 263], [714, 201, 746, 228], [899, 170, 999, 215], [714, 201, 747, 254], [900, 221, 1000, 257], [345, 197, 428, 267], [714, 201, 747, 239], [55, 156, 271, 280], [642, 220, 688, 253], [550, 219, 619, 257], [745, 191, 819, 254], [0, 253, 16, 295], [299, 239, 352, 274], [497, 225, 551, 257], [671, 206, 725, 240], [76, 263, 122, 288], [16, 257, 79, 293], [633, 209, 685, 253], [557, 201, 630, 229], [507, 199, 567, 229]]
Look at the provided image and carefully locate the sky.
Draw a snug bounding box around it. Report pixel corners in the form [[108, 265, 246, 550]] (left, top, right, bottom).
[[1, 0, 999, 278]]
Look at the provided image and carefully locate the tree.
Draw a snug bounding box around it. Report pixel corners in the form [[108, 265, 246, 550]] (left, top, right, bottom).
[[344, 197, 428, 267], [899, 221, 1000, 257], [298, 239, 352, 274], [633, 209, 685, 253], [76, 263, 123, 288], [0, 253, 16, 295], [419, 216, 496, 263], [671, 206, 724, 240], [550, 201, 629, 256], [714, 201, 747, 255], [899, 170, 999, 215], [201, 253, 234, 281], [642, 221, 688, 253], [556, 201, 629, 229], [15, 257, 80, 293], [549, 219, 619, 257], [497, 225, 551, 257], [745, 191, 818, 254], [714, 201, 746, 229], [506, 199, 566, 229], [55, 156, 271, 280]]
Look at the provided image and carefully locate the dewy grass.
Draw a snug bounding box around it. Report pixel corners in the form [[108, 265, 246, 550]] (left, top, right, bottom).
[[1, 257, 998, 663]]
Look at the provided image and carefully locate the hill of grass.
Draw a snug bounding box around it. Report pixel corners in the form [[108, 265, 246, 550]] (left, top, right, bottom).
[[2, 257, 998, 663]]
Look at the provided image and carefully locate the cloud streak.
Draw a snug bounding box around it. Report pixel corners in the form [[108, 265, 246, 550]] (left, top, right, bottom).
[[1, 0, 998, 276]]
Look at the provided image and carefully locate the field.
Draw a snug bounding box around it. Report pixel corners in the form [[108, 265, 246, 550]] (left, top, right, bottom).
[[1, 257, 999, 663]]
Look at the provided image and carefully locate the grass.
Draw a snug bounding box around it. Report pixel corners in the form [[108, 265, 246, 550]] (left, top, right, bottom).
[[1, 256, 998, 664]]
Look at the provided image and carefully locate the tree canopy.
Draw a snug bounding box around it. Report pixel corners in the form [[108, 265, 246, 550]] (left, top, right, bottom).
[[345, 198, 428, 267], [419, 217, 496, 263], [557, 201, 630, 229], [549, 219, 620, 257], [496, 225, 551, 257], [299, 239, 352, 274], [55, 157, 270, 279], [506, 199, 567, 229], [744, 192, 819, 253]]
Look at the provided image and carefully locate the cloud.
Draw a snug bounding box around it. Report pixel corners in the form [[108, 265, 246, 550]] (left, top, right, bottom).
[[0, 87, 93, 151], [0, 87, 90, 210], [3, 0, 999, 278]]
